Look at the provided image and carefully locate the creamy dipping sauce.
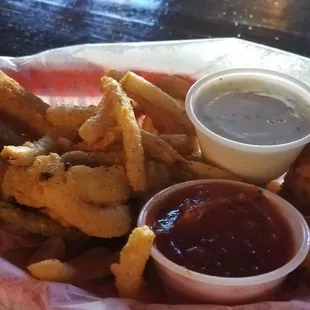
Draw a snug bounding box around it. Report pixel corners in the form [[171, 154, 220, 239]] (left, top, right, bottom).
[[195, 91, 310, 145]]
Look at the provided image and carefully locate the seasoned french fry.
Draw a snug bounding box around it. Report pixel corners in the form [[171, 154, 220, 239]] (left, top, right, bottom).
[[102, 77, 147, 192], [141, 130, 240, 181], [28, 247, 118, 283], [142, 115, 158, 134], [28, 237, 66, 265], [79, 95, 115, 144], [111, 226, 155, 299], [120, 71, 194, 135], [157, 75, 192, 101], [27, 259, 76, 282], [160, 134, 193, 156], [0, 71, 53, 136], [180, 161, 241, 181], [1, 136, 55, 166], [106, 69, 125, 81], [46, 105, 96, 129]]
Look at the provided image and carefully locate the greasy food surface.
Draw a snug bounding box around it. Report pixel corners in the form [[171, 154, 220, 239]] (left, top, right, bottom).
[[281, 144, 310, 215], [152, 184, 294, 277]]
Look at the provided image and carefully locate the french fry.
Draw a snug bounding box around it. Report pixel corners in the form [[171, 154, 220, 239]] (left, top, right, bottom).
[[79, 95, 115, 144], [28, 237, 66, 265], [120, 71, 194, 135], [102, 77, 147, 192], [28, 247, 118, 284], [1, 136, 55, 166], [46, 105, 96, 129], [142, 115, 158, 134], [111, 226, 155, 299], [160, 134, 193, 156], [0, 71, 53, 136], [141, 130, 240, 181], [106, 69, 125, 81], [157, 75, 192, 101], [27, 259, 76, 282]]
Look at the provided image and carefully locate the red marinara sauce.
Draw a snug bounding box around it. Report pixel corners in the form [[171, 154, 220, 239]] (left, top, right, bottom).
[[152, 183, 294, 278]]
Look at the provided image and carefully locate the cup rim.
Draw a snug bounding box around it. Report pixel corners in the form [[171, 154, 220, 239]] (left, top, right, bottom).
[[185, 68, 310, 153], [138, 179, 310, 286]]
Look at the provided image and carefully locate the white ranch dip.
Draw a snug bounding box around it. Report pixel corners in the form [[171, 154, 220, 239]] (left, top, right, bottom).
[[195, 91, 310, 145]]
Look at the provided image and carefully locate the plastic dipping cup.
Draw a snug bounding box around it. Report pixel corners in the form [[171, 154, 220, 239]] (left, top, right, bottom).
[[138, 180, 310, 305], [185, 68, 310, 183]]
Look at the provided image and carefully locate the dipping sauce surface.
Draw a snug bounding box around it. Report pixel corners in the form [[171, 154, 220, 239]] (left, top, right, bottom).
[[195, 91, 310, 145], [152, 184, 294, 278]]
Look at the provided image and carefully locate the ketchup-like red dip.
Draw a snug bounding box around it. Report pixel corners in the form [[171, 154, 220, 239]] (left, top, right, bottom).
[[152, 184, 294, 278]]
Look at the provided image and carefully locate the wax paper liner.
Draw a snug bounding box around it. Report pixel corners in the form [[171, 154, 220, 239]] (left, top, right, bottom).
[[1, 38, 310, 309]]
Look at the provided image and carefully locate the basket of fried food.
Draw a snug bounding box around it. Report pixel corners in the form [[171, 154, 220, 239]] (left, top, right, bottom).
[[0, 69, 242, 301]]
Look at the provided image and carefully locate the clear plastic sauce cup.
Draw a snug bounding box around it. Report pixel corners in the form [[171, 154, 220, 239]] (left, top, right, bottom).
[[185, 68, 310, 183], [138, 180, 310, 305]]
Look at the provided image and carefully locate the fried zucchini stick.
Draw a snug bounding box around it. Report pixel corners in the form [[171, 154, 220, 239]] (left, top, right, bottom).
[[0, 71, 53, 135]]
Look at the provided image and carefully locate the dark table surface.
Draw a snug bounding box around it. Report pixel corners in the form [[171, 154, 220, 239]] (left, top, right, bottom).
[[1, 0, 310, 58]]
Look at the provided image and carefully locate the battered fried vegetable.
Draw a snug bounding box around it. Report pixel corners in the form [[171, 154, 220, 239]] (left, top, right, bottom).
[[46, 105, 96, 129], [0, 202, 81, 238], [61, 150, 124, 167], [3, 154, 132, 237], [0, 70, 53, 135], [111, 226, 155, 298], [120, 71, 194, 135], [67, 165, 131, 205], [2, 136, 55, 166], [281, 144, 310, 215], [102, 77, 147, 192]]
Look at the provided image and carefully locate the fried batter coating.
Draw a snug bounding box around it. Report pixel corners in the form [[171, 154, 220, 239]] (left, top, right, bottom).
[[61, 150, 124, 167], [3, 154, 132, 237], [102, 77, 147, 192], [46, 105, 96, 129], [79, 95, 115, 145], [1, 136, 55, 166], [281, 144, 310, 215], [0, 71, 53, 135], [111, 226, 155, 298], [0, 202, 81, 238], [67, 165, 131, 205]]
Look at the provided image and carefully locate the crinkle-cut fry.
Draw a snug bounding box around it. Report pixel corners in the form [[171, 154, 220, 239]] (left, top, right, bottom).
[[106, 69, 125, 81], [160, 134, 193, 156], [111, 226, 155, 299], [0, 71, 53, 136], [28, 237, 66, 265], [101, 77, 146, 192], [142, 115, 158, 134], [46, 105, 96, 129], [120, 71, 194, 135], [157, 75, 192, 101], [61, 150, 124, 167], [0, 202, 81, 238], [79, 95, 115, 144], [1, 136, 55, 167]]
